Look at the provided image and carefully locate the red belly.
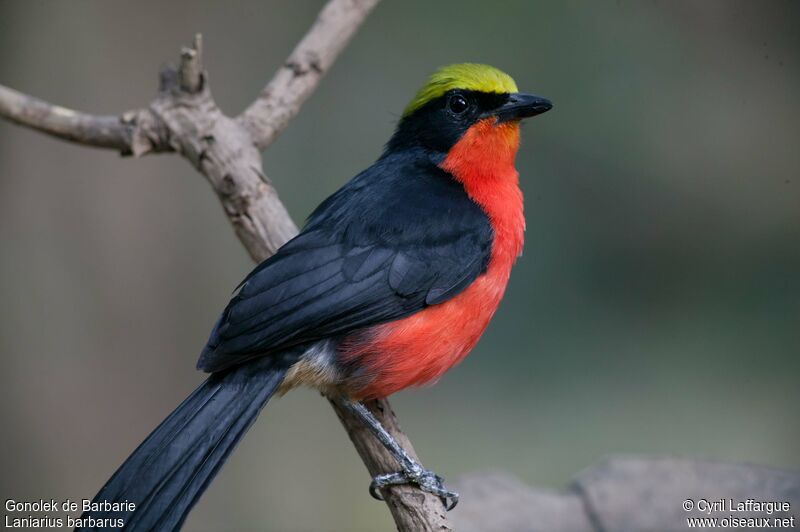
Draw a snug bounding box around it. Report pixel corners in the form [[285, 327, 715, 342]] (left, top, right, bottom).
[[339, 259, 512, 400]]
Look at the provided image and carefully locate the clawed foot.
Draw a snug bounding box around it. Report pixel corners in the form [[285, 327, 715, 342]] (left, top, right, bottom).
[[333, 397, 460, 511], [368, 466, 459, 510]]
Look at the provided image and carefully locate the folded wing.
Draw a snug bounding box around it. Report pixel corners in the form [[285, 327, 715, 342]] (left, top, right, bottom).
[[198, 153, 493, 373]]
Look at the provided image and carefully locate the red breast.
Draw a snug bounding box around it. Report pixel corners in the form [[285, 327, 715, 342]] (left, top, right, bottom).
[[341, 119, 525, 400]]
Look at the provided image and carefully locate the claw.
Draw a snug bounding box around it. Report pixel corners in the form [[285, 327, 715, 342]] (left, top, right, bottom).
[[368, 469, 459, 510], [334, 399, 460, 511], [369, 480, 382, 501], [369, 472, 405, 500]]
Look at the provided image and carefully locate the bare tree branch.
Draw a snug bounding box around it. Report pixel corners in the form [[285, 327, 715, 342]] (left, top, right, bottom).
[[0, 84, 132, 150], [180, 34, 205, 94], [238, 0, 380, 150], [0, 1, 454, 530]]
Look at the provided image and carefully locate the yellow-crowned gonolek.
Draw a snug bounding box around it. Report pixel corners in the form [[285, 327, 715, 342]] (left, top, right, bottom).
[[78, 64, 552, 530]]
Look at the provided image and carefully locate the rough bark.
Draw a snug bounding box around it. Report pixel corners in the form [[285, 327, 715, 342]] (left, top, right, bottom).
[[0, 83, 132, 150], [0, 1, 454, 530], [238, 0, 379, 151]]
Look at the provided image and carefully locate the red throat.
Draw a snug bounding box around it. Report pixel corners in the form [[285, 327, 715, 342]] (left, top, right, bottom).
[[339, 119, 526, 400], [440, 118, 525, 264]]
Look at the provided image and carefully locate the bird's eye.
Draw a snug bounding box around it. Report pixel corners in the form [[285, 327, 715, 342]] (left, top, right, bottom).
[[448, 94, 469, 114]]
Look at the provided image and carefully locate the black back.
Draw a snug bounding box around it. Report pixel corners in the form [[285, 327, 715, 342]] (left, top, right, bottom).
[[198, 148, 493, 373]]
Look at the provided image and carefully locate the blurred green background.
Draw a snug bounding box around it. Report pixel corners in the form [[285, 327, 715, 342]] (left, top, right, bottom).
[[1, 1, 798, 530]]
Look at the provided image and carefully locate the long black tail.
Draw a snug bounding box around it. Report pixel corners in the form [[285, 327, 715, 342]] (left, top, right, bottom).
[[77, 356, 289, 531]]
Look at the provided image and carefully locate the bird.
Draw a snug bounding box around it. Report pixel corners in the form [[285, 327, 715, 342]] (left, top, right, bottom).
[[77, 63, 552, 531]]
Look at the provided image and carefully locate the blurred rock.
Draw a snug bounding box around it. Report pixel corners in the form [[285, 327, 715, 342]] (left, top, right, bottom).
[[453, 456, 800, 532], [452, 471, 594, 532]]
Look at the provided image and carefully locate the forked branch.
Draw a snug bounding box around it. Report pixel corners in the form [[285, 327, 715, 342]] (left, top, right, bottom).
[[0, 1, 453, 530]]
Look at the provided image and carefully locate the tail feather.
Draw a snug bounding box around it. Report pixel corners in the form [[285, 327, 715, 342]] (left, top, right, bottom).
[[77, 356, 289, 531]]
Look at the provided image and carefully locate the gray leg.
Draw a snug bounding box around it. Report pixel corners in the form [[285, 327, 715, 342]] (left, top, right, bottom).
[[335, 397, 459, 510]]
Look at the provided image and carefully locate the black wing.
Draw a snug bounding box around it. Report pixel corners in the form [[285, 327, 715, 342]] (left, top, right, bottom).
[[198, 151, 493, 373]]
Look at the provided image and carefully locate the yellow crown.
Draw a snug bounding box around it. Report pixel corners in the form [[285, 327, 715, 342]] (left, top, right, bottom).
[[403, 63, 518, 117]]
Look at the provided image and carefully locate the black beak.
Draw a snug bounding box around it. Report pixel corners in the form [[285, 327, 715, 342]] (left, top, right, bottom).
[[494, 92, 553, 123]]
